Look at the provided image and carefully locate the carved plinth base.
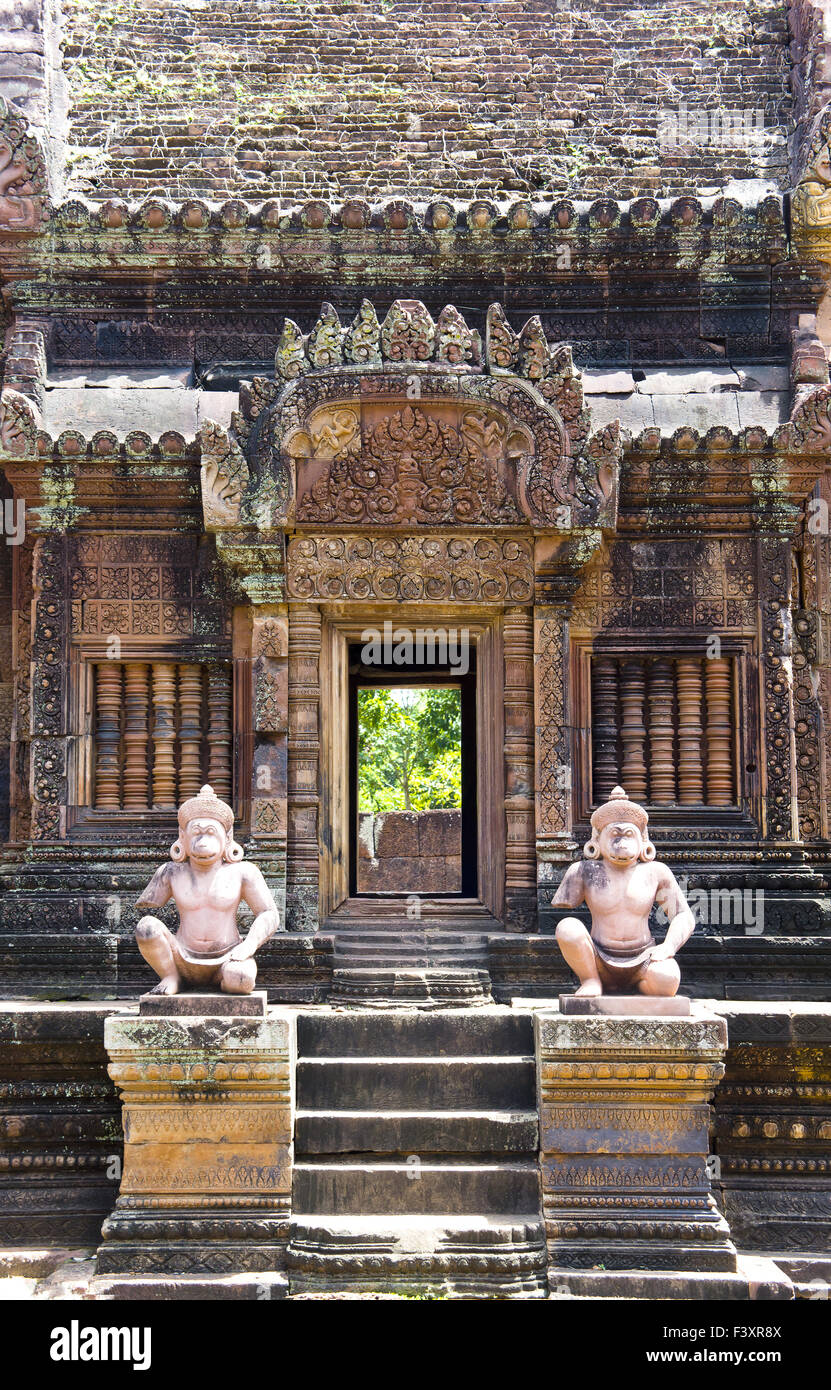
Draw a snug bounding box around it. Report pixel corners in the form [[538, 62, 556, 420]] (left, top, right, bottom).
[[536, 1009, 738, 1279], [96, 1006, 294, 1279], [330, 967, 493, 1009]]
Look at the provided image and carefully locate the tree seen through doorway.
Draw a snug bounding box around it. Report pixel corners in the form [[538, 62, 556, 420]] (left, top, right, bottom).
[[357, 687, 462, 814]]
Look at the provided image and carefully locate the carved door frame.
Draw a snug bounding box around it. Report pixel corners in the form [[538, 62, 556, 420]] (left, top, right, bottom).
[[316, 604, 505, 924]]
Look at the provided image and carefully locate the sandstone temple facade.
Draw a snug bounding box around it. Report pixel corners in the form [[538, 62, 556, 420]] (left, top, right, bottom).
[[0, 0, 829, 1299]]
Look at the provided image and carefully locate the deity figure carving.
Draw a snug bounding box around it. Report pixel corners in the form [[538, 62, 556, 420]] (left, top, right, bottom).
[[553, 786, 695, 997], [793, 111, 831, 255], [135, 785, 279, 995]]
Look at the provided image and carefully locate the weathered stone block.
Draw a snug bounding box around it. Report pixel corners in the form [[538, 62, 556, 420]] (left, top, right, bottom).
[[417, 808, 461, 856], [374, 812, 419, 858]]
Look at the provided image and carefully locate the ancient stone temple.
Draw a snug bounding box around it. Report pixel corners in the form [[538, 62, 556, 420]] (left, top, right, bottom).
[[0, 0, 830, 1300]]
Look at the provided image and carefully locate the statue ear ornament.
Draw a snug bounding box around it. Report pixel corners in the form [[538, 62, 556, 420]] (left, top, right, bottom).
[[170, 837, 185, 862], [583, 835, 600, 859], [224, 837, 245, 863], [640, 837, 656, 862]]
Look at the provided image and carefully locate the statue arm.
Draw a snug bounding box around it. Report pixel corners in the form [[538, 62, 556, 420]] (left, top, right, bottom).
[[136, 864, 174, 913], [652, 867, 695, 960], [552, 862, 585, 910], [231, 864, 280, 960]]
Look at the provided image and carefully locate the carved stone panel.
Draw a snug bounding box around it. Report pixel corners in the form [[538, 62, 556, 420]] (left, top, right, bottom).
[[286, 534, 534, 604], [295, 402, 526, 527]]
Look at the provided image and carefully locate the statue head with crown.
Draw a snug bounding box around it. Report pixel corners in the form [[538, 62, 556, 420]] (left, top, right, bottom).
[[171, 783, 244, 866], [134, 785, 279, 997], [552, 785, 695, 999], [584, 784, 655, 866]]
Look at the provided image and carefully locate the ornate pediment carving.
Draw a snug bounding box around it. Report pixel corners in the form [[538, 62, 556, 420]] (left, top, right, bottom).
[[297, 403, 521, 527], [203, 299, 621, 538]]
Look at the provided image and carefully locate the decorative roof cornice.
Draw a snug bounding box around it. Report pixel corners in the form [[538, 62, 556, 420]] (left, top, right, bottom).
[[1, 189, 789, 283]]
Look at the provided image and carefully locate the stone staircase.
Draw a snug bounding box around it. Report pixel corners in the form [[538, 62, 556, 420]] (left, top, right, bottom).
[[326, 902, 497, 1006], [287, 1009, 548, 1297]]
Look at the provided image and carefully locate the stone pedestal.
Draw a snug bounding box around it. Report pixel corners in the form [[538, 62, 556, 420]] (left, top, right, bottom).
[[94, 994, 294, 1298], [536, 1008, 745, 1297]]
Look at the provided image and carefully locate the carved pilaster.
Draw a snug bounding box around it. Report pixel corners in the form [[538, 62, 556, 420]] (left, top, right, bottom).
[[759, 532, 799, 841], [250, 607, 288, 851], [534, 605, 573, 919], [10, 538, 34, 842], [504, 607, 536, 931], [286, 604, 321, 931], [29, 535, 68, 840]]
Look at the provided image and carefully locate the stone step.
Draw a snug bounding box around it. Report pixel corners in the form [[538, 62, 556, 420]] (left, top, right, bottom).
[[324, 901, 497, 928], [297, 1008, 534, 1057], [293, 1159, 542, 1215], [328, 966, 493, 1007], [295, 1108, 539, 1154], [332, 953, 487, 961], [332, 954, 489, 970], [289, 1212, 545, 1246], [333, 943, 489, 957], [296, 1056, 535, 1110], [286, 1213, 550, 1297], [331, 930, 491, 943]]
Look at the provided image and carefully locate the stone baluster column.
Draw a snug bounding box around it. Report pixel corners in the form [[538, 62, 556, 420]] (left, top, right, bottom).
[[704, 657, 734, 806], [620, 658, 648, 801], [206, 661, 233, 804], [676, 658, 704, 804], [648, 658, 677, 804], [150, 661, 177, 809], [590, 656, 619, 802], [176, 664, 203, 801], [122, 663, 150, 811], [95, 661, 124, 809]]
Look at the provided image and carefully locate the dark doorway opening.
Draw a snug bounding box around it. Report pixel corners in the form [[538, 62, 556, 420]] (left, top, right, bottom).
[[348, 641, 477, 898]]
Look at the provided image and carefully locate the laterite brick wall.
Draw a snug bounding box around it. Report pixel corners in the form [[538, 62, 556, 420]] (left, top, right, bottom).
[[60, 0, 791, 202]]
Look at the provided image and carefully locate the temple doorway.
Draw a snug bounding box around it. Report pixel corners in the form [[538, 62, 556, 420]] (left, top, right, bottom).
[[348, 641, 478, 899]]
